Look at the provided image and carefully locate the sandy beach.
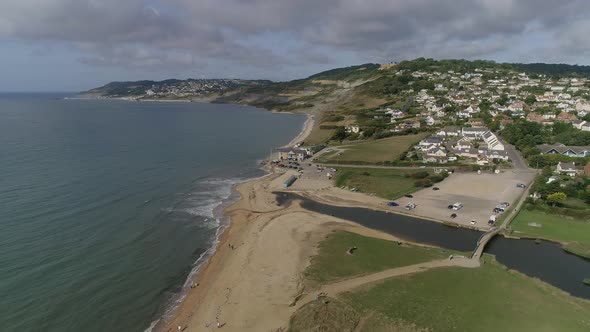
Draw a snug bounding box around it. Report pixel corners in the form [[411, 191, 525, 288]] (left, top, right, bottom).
[[158, 171, 402, 332]]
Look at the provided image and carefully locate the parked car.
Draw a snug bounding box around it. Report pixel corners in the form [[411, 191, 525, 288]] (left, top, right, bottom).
[[517, 183, 526, 188], [405, 194, 414, 198], [470, 220, 476, 225], [451, 202, 463, 211], [448, 204, 454, 209], [405, 202, 417, 210], [432, 187, 440, 191], [450, 213, 457, 219], [387, 202, 399, 207]]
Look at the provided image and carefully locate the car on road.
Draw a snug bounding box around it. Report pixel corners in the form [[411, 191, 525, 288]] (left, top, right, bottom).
[[451, 202, 463, 211], [517, 183, 526, 188]]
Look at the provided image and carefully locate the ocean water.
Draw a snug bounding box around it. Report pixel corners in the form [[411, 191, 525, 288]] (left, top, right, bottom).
[[0, 93, 305, 332]]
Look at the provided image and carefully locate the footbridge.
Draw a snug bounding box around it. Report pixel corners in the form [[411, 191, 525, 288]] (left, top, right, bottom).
[[471, 227, 501, 260]]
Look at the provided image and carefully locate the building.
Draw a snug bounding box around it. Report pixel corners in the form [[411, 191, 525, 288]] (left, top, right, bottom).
[[274, 148, 308, 161], [482, 131, 505, 151], [556, 161, 577, 177], [585, 162, 590, 176], [345, 125, 360, 134], [537, 143, 590, 158], [573, 120, 586, 130]]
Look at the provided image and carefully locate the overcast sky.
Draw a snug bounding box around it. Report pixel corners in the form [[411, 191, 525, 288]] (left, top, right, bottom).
[[2, 0, 590, 91]]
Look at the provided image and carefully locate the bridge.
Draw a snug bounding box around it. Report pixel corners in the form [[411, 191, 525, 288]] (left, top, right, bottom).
[[470, 172, 536, 260], [471, 227, 501, 259]]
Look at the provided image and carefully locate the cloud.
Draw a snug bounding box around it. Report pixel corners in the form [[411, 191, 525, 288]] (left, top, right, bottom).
[[2, 0, 590, 79]]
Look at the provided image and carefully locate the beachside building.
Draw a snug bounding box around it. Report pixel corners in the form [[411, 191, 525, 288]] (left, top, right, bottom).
[[274, 148, 308, 161]]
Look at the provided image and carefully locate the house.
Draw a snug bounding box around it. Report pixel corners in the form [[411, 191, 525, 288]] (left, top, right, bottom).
[[418, 136, 443, 149], [537, 143, 590, 158], [461, 127, 488, 139], [582, 122, 590, 132], [424, 116, 435, 126], [527, 112, 553, 125], [457, 105, 479, 118], [508, 100, 526, 112], [345, 125, 360, 134], [573, 120, 586, 130], [556, 161, 577, 177], [275, 148, 308, 161], [386, 108, 406, 119], [425, 146, 447, 157], [436, 126, 461, 137], [482, 131, 505, 151], [487, 150, 509, 161], [556, 112, 578, 123], [423, 156, 448, 163]]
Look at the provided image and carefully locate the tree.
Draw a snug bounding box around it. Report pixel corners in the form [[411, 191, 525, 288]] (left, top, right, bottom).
[[546, 192, 567, 206], [332, 127, 347, 142], [525, 95, 537, 106]]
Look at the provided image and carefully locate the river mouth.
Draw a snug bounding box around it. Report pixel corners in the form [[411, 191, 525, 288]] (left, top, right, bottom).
[[275, 192, 590, 300]]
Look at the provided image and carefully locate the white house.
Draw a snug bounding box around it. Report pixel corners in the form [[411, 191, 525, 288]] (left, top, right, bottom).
[[556, 161, 577, 177], [482, 131, 505, 151], [345, 125, 360, 134], [573, 120, 587, 130]]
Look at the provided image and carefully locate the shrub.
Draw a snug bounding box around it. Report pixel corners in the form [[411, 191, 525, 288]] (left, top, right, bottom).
[[412, 171, 430, 179]]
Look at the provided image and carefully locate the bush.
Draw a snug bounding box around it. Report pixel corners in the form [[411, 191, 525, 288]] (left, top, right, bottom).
[[415, 179, 433, 187], [429, 174, 445, 183], [412, 171, 430, 179]]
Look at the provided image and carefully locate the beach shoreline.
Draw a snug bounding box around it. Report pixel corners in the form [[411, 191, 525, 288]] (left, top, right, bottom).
[[153, 111, 314, 332]]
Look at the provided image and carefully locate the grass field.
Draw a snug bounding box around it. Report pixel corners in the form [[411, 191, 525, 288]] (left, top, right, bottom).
[[304, 231, 452, 285], [319, 133, 428, 164], [334, 168, 425, 199], [305, 127, 335, 145], [291, 232, 590, 332], [510, 208, 590, 258], [342, 256, 590, 332]]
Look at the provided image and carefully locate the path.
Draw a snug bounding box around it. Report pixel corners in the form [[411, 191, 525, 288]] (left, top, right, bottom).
[[296, 257, 479, 308]]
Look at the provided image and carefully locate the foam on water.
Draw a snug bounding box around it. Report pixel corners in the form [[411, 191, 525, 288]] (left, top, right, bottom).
[[145, 176, 246, 331]]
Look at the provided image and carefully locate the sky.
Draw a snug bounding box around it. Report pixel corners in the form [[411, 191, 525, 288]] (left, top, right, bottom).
[[2, 0, 590, 92]]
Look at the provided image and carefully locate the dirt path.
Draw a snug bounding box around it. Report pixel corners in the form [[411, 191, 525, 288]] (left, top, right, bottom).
[[296, 257, 479, 308]]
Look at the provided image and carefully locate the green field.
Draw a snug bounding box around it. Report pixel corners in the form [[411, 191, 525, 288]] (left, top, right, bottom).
[[305, 127, 335, 145], [341, 257, 590, 332], [304, 231, 451, 285], [318, 133, 427, 164], [290, 231, 590, 332], [510, 208, 590, 258], [334, 168, 425, 199]]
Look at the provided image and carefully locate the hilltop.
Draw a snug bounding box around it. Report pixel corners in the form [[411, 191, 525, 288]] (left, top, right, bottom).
[[84, 58, 590, 146]]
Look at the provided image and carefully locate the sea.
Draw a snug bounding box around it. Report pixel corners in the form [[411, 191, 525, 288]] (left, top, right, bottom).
[[0, 93, 305, 332]]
